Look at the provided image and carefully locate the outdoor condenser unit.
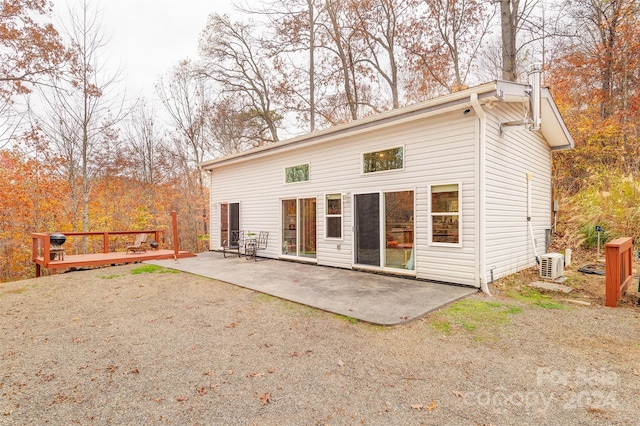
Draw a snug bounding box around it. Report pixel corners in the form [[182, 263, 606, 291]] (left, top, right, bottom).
[[540, 253, 564, 280]]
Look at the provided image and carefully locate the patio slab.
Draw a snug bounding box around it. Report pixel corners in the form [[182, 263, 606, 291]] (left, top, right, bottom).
[[146, 252, 477, 325]]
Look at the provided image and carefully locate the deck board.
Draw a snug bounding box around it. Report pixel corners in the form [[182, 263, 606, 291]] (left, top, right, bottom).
[[34, 249, 196, 275]]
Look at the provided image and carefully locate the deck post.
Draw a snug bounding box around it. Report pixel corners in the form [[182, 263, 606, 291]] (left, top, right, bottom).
[[605, 237, 633, 307], [103, 232, 110, 253], [172, 211, 179, 259]]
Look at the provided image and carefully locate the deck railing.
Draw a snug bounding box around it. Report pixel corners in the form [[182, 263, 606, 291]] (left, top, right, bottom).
[[605, 237, 634, 307], [32, 230, 162, 268]]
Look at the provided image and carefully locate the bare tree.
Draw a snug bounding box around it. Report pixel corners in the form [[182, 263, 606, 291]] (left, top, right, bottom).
[[198, 13, 281, 144], [38, 0, 124, 251], [405, 0, 494, 95], [352, 0, 417, 109], [156, 60, 212, 236]]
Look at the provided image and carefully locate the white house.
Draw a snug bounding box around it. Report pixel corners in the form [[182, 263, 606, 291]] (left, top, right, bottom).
[[200, 74, 574, 292]]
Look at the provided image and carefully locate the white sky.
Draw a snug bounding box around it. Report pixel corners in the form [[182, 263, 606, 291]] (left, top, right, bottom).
[[53, 0, 237, 99]]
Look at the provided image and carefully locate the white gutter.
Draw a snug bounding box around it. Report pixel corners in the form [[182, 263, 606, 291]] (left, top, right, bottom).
[[470, 93, 491, 295]]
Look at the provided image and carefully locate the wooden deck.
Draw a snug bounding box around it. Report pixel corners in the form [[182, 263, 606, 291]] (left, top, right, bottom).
[[34, 249, 196, 276], [32, 213, 195, 277]]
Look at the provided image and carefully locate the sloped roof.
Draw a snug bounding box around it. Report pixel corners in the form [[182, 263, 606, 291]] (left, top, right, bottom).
[[200, 80, 574, 170]]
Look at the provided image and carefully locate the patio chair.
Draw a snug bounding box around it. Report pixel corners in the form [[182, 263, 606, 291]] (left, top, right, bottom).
[[245, 231, 268, 261], [126, 233, 148, 254], [222, 230, 243, 258]]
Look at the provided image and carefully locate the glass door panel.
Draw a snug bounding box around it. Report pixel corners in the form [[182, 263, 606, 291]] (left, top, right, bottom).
[[355, 193, 380, 266], [220, 203, 228, 247], [282, 199, 297, 255], [229, 203, 240, 245], [220, 202, 240, 247], [298, 198, 317, 258], [384, 191, 414, 270]]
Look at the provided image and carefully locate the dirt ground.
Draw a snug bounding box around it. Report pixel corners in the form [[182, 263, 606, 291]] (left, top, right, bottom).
[[1, 259, 639, 425]]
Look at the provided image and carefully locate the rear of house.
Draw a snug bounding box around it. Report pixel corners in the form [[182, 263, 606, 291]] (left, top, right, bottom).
[[201, 78, 574, 290]]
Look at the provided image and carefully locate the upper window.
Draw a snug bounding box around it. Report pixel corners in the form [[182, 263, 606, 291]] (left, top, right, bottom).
[[363, 147, 404, 173], [285, 163, 309, 183], [430, 183, 461, 245], [325, 194, 342, 239]]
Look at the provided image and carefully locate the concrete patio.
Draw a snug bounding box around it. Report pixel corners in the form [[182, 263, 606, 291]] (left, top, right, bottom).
[[147, 251, 477, 325]]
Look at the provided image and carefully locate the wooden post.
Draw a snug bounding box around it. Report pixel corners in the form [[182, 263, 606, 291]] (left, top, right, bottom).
[[172, 211, 179, 259], [605, 237, 633, 307], [103, 232, 110, 253]]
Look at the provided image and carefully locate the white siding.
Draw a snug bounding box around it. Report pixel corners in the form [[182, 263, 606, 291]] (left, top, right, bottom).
[[484, 104, 552, 280], [209, 110, 479, 286]]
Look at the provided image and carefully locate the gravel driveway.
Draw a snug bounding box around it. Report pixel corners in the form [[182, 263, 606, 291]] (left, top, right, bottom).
[[1, 264, 639, 425]]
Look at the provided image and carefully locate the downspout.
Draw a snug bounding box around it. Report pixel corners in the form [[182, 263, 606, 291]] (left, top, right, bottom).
[[470, 93, 491, 295]]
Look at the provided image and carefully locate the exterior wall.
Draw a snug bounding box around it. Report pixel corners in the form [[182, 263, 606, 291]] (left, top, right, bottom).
[[209, 110, 480, 286], [484, 104, 552, 281]]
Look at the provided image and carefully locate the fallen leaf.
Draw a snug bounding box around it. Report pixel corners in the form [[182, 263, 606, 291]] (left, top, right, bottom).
[[260, 392, 272, 405], [428, 400, 437, 411], [410, 404, 423, 411], [268, 368, 276, 373], [227, 370, 234, 375], [130, 368, 140, 374], [203, 370, 214, 376], [197, 387, 207, 396], [246, 372, 265, 378], [451, 391, 464, 398], [400, 316, 409, 320], [633, 369, 639, 376], [337, 360, 344, 367], [176, 396, 188, 402], [226, 322, 238, 328]]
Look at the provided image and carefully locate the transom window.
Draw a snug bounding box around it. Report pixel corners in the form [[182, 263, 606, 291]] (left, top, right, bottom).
[[363, 146, 404, 173], [430, 183, 461, 245], [285, 164, 310, 183]]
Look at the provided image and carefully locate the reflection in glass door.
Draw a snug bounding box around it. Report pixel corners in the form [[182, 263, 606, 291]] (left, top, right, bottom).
[[299, 198, 317, 258], [282, 198, 316, 258], [384, 191, 414, 270]]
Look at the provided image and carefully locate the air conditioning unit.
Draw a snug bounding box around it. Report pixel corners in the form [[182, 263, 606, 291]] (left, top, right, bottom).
[[540, 253, 564, 280]]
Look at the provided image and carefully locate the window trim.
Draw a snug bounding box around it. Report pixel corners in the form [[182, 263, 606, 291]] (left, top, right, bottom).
[[284, 163, 310, 184], [428, 182, 462, 247], [361, 145, 405, 174], [324, 193, 343, 240]]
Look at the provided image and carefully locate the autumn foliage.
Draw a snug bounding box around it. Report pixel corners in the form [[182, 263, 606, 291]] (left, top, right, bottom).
[[1, 0, 640, 281]]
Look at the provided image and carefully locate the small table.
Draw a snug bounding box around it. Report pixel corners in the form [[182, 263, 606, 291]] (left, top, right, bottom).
[[50, 247, 65, 261]]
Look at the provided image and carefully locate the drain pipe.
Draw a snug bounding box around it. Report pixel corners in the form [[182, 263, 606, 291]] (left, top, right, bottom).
[[470, 93, 491, 296]]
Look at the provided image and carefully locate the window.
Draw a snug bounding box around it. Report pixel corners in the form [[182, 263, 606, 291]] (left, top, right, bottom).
[[363, 146, 404, 173], [430, 183, 460, 245], [285, 164, 309, 183], [325, 194, 342, 239]]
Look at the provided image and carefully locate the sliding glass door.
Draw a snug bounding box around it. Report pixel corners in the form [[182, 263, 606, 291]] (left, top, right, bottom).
[[282, 198, 316, 259], [354, 191, 414, 270]]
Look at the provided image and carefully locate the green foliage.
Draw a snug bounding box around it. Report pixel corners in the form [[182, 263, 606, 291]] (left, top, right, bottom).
[[99, 274, 122, 279], [130, 264, 164, 274], [430, 299, 523, 337], [506, 287, 565, 310], [558, 168, 640, 249]]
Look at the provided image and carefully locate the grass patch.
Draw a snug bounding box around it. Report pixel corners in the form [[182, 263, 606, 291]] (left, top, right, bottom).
[[130, 264, 175, 275], [332, 314, 358, 324], [430, 299, 523, 338], [1, 287, 26, 295], [99, 274, 122, 279], [506, 286, 566, 309]]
